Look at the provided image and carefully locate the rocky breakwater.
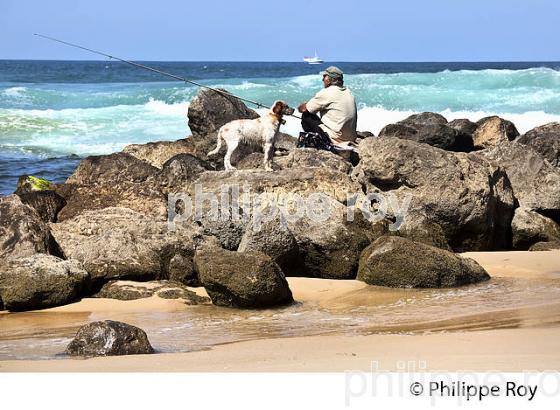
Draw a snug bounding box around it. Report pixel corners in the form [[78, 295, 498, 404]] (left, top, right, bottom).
[[373, 113, 560, 251], [352, 136, 516, 251], [3, 87, 560, 314], [474, 141, 560, 250]]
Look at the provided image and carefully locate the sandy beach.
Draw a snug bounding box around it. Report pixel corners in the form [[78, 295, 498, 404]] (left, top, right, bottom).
[[2, 328, 560, 372], [0, 250, 558, 372]]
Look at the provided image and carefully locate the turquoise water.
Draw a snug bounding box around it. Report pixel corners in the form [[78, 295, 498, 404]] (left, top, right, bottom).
[[1, 61, 560, 194]]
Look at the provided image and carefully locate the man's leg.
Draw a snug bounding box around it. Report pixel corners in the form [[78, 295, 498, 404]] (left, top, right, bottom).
[[299, 111, 335, 150], [301, 111, 330, 140]]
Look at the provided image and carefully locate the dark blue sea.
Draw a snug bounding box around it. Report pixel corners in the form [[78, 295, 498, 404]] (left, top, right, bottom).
[[1, 60, 560, 194]]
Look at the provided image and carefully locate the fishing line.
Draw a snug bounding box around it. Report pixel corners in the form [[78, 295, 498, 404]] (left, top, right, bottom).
[[34, 33, 302, 119]]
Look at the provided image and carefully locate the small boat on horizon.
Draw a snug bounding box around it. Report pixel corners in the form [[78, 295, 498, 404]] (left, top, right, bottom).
[[303, 51, 324, 64]]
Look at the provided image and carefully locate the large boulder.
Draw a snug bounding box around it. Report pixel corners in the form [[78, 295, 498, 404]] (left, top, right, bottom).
[[50, 207, 200, 285], [529, 241, 560, 251], [448, 118, 478, 137], [122, 139, 196, 168], [57, 152, 167, 221], [511, 207, 560, 250], [17, 190, 66, 223], [187, 88, 259, 137], [353, 137, 516, 251], [0, 195, 61, 261], [0, 254, 89, 311], [196, 218, 247, 251], [475, 142, 560, 221], [517, 122, 560, 168], [236, 152, 269, 170], [190, 167, 361, 205], [164, 244, 199, 286], [399, 112, 448, 126], [276, 148, 353, 174], [122, 136, 250, 174], [379, 112, 474, 152], [158, 153, 211, 192], [182, 167, 360, 245], [373, 209, 453, 251], [472, 116, 519, 149], [66, 152, 159, 186], [94, 280, 210, 304], [237, 216, 299, 273], [55, 182, 167, 222], [379, 123, 459, 151], [187, 88, 262, 168], [66, 320, 154, 357], [286, 200, 370, 279], [194, 248, 293, 308], [274, 132, 298, 152], [357, 236, 490, 288], [235, 147, 352, 173]]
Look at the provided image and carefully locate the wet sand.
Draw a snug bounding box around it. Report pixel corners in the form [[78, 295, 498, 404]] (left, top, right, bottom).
[[2, 327, 559, 372], [0, 250, 559, 372]]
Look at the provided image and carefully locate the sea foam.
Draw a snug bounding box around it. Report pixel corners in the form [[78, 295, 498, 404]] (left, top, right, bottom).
[[262, 106, 560, 136], [3, 101, 560, 159]]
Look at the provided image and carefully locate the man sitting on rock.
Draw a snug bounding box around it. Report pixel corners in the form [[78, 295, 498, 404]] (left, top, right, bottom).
[[298, 66, 358, 148]]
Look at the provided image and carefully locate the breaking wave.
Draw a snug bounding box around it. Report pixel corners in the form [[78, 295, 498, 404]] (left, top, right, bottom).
[[3, 101, 559, 160]]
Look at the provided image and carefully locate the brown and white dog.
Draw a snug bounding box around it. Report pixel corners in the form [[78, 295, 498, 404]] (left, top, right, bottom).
[[208, 100, 295, 171]]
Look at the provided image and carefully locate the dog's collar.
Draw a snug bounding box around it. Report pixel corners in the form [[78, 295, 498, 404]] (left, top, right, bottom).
[[269, 112, 286, 125]]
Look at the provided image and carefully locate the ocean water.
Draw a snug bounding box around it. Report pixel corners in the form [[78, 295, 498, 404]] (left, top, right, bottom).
[[1, 60, 560, 194]]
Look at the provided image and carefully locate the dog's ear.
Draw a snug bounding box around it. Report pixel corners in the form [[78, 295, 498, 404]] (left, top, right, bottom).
[[272, 101, 283, 115]]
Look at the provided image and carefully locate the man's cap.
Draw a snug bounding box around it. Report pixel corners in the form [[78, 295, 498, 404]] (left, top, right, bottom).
[[320, 66, 343, 79]]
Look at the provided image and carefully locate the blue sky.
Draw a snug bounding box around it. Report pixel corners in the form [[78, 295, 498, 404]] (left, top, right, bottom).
[[1, 0, 558, 61]]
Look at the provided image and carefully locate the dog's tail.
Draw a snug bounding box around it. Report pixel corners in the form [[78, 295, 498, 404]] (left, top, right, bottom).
[[207, 129, 223, 157]]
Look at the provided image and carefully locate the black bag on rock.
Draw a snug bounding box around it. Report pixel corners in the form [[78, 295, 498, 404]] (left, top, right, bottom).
[[297, 131, 334, 152]]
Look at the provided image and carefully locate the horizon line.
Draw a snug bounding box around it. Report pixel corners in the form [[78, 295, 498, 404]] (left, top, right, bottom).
[[1, 58, 559, 64]]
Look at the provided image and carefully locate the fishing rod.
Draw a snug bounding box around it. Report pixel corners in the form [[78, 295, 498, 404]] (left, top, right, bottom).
[[34, 33, 301, 118]]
